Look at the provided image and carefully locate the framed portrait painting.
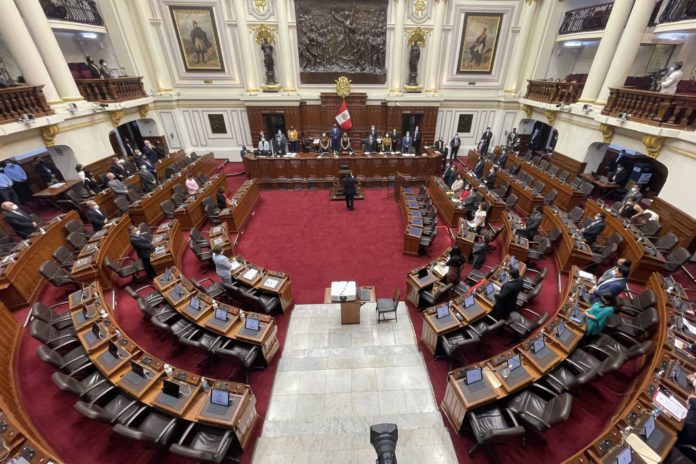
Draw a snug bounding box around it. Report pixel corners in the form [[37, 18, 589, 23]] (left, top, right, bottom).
[[457, 13, 503, 74], [170, 6, 225, 72]]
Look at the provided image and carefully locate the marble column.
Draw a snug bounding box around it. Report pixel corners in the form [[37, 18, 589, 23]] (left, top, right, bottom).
[[596, 0, 657, 104], [131, 0, 173, 93], [424, 0, 447, 93], [232, 0, 260, 92], [275, 0, 296, 92], [503, 0, 538, 94], [578, 0, 633, 103], [0, 0, 60, 102], [389, 0, 407, 94], [15, 0, 83, 102]]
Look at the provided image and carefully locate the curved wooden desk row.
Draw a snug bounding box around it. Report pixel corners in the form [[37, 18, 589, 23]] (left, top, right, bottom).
[[243, 150, 442, 189], [419, 255, 527, 357], [0, 401, 60, 464], [174, 174, 226, 230], [152, 267, 280, 364], [459, 170, 507, 224], [0, 211, 80, 309], [222, 255, 294, 313], [427, 176, 469, 227], [67, 282, 258, 450], [496, 168, 546, 215], [399, 187, 428, 256], [500, 210, 531, 263], [128, 153, 216, 226], [564, 273, 693, 464], [150, 219, 185, 273], [542, 205, 594, 272], [219, 179, 260, 233], [584, 199, 667, 284], [71, 215, 131, 289]]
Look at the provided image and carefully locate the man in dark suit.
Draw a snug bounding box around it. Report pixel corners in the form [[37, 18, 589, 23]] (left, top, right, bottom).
[[129, 225, 156, 279], [368, 125, 378, 139], [389, 128, 399, 151], [413, 126, 421, 152], [621, 184, 643, 205], [85, 200, 108, 232], [478, 127, 493, 155], [590, 258, 631, 301], [106, 173, 129, 200], [34, 159, 62, 186], [581, 212, 606, 246], [609, 164, 629, 188], [443, 163, 457, 187], [517, 206, 542, 240], [505, 128, 519, 150], [342, 173, 357, 210], [473, 158, 485, 179], [362, 135, 377, 153], [110, 156, 128, 180], [1, 201, 38, 238], [450, 134, 461, 160], [470, 234, 490, 270], [498, 149, 509, 169], [139, 165, 157, 193], [434, 138, 446, 155], [484, 165, 498, 189], [490, 267, 523, 320], [142, 140, 160, 164], [330, 124, 341, 152], [609, 149, 627, 174]]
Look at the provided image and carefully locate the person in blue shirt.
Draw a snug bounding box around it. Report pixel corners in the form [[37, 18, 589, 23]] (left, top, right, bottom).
[[584, 292, 616, 338], [590, 258, 631, 301], [402, 131, 413, 154], [0, 169, 19, 204], [2, 160, 30, 204]]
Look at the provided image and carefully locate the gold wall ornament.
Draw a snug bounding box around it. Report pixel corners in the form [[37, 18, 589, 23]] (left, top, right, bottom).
[[544, 110, 556, 126], [599, 123, 614, 143], [138, 104, 151, 119], [407, 27, 429, 47], [250, 24, 277, 44], [253, 0, 267, 11], [110, 110, 124, 128], [335, 76, 352, 98], [41, 124, 60, 147], [522, 104, 532, 119], [413, 0, 427, 17], [642, 135, 665, 158]]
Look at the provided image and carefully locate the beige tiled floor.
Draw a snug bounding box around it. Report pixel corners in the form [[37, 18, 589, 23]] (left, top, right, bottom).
[[252, 303, 457, 464]]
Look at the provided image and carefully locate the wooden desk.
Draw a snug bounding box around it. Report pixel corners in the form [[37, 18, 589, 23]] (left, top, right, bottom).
[[496, 169, 544, 215], [219, 179, 260, 233], [399, 189, 425, 256], [584, 200, 666, 284], [460, 170, 506, 223], [0, 211, 79, 309], [427, 176, 468, 227], [70, 283, 258, 450], [542, 205, 593, 272], [32, 180, 80, 198], [150, 219, 184, 272], [454, 219, 476, 258], [175, 174, 225, 230], [228, 257, 294, 312], [500, 211, 530, 263], [208, 223, 233, 255], [71, 215, 131, 289]]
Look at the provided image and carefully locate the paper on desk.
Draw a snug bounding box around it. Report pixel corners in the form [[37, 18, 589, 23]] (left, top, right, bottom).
[[653, 390, 688, 420], [432, 264, 449, 278], [262, 277, 279, 289], [682, 318, 696, 336], [625, 433, 661, 464], [49, 182, 66, 189], [230, 260, 242, 270], [484, 369, 502, 389], [577, 270, 596, 282], [243, 269, 259, 280]]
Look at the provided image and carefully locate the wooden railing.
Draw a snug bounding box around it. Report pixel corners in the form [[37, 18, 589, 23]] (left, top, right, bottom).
[[75, 77, 148, 103], [602, 87, 696, 130], [0, 85, 53, 125], [525, 80, 585, 105], [657, 0, 696, 24], [559, 3, 613, 34]]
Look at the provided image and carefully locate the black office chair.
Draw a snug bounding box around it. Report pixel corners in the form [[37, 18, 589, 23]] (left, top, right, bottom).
[[39, 260, 80, 290], [112, 406, 180, 446], [35, 344, 92, 374], [505, 308, 548, 340], [610, 306, 659, 340], [212, 340, 262, 383], [376, 287, 399, 323], [557, 170, 570, 182], [30, 301, 73, 330], [507, 383, 573, 433], [51, 370, 111, 401], [419, 283, 452, 310], [521, 267, 547, 290], [654, 232, 679, 253], [543, 188, 557, 205], [547, 165, 559, 177], [114, 195, 130, 215], [170, 424, 237, 463], [190, 227, 211, 248], [639, 220, 661, 238], [160, 200, 177, 220], [67, 231, 87, 250], [663, 247, 690, 273], [74, 389, 140, 425], [569, 177, 582, 189], [505, 193, 518, 211], [172, 184, 186, 196], [30, 318, 78, 352], [189, 239, 214, 270], [439, 330, 480, 369], [568, 206, 584, 223], [527, 237, 551, 262], [52, 245, 77, 270], [171, 191, 187, 206], [64, 219, 89, 237], [467, 406, 526, 462], [104, 256, 146, 286], [125, 284, 166, 308], [205, 204, 221, 226]]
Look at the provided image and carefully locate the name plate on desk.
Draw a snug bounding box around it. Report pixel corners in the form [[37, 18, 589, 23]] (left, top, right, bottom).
[[242, 269, 259, 281], [262, 277, 279, 290]]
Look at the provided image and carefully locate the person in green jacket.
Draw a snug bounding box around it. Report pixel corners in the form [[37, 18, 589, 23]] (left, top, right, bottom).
[[584, 292, 616, 337]]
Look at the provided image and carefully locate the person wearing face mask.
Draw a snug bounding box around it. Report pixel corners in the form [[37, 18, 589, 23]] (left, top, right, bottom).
[[139, 164, 157, 193], [2, 160, 30, 204], [1, 201, 37, 238], [402, 131, 413, 154], [340, 133, 352, 153], [129, 225, 156, 279], [659, 61, 683, 95], [451, 174, 464, 194], [85, 200, 108, 232], [110, 156, 128, 180], [459, 183, 472, 202], [319, 132, 331, 154], [368, 125, 378, 139], [590, 258, 631, 301], [580, 212, 605, 246], [0, 167, 19, 204], [258, 135, 271, 156], [478, 126, 493, 155], [272, 130, 287, 157]]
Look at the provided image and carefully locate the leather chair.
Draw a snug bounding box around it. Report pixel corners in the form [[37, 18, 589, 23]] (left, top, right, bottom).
[[654, 232, 679, 253], [205, 204, 222, 225], [467, 407, 525, 461], [150, 312, 196, 339], [36, 344, 91, 374], [615, 289, 656, 317], [543, 188, 558, 205], [507, 383, 573, 432], [539, 160, 550, 170], [191, 277, 225, 299], [212, 341, 262, 382], [419, 282, 452, 310], [67, 231, 87, 250], [136, 298, 178, 324], [114, 195, 130, 215], [664, 247, 691, 273], [579, 181, 594, 196], [376, 287, 399, 323], [532, 180, 545, 194], [557, 170, 570, 182], [516, 283, 542, 308], [547, 165, 559, 177], [527, 237, 551, 262], [466, 265, 496, 286], [586, 242, 618, 268], [30, 319, 77, 351], [505, 308, 548, 339], [178, 330, 223, 370], [104, 256, 146, 284], [611, 306, 659, 340], [569, 177, 582, 189], [543, 364, 580, 394], [171, 191, 187, 206], [189, 238, 214, 270], [566, 348, 601, 384], [172, 184, 186, 196], [505, 193, 518, 210], [521, 267, 547, 290], [190, 227, 211, 249], [74, 390, 139, 425], [64, 219, 89, 237], [439, 330, 480, 369], [112, 406, 180, 446], [125, 285, 165, 308], [247, 288, 281, 315], [51, 370, 111, 401], [170, 423, 236, 463], [468, 315, 505, 340], [160, 200, 176, 219], [568, 206, 584, 223], [30, 301, 73, 330], [639, 220, 661, 237], [52, 245, 76, 270], [590, 333, 653, 361]]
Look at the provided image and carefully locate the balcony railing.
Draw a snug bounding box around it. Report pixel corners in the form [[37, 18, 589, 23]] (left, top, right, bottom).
[[0, 86, 53, 125], [657, 0, 696, 24], [559, 3, 613, 35], [602, 87, 696, 131], [75, 77, 148, 103], [40, 0, 103, 26], [525, 80, 585, 105]]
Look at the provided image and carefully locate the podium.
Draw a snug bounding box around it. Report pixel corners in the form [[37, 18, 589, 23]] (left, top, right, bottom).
[[330, 164, 364, 201], [324, 284, 376, 325]]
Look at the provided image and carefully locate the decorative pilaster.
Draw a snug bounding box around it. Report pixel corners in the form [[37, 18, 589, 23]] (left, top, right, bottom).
[[503, 0, 537, 94], [232, 1, 260, 92], [642, 135, 665, 158], [424, 0, 446, 93], [275, 0, 296, 92], [599, 123, 614, 143], [41, 124, 60, 147], [132, 0, 173, 93], [389, 0, 408, 94], [138, 104, 151, 119]]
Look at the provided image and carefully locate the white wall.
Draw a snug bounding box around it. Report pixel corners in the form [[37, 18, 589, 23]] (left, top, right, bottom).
[[436, 106, 522, 150], [53, 31, 121, 70], [0, 40, 22, 80]]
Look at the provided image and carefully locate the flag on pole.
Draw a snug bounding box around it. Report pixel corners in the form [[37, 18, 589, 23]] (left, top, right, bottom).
[[335, 100, 352, 130]]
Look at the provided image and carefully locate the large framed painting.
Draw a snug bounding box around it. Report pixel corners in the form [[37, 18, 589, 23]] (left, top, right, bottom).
[[169, 6, 224, 72], [457, 13, 503, 74]]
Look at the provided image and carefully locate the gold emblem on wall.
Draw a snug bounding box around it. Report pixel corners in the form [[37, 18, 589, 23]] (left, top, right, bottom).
[[544, 110, 556, 126], [253, 0, 267, 12], [335, 76, 352, 98], [599, 123, 614, 144], [250, 24, 277, 44], [407, 27, 429, 47], [41, 124, 60, 147], [522, 104, 532, 119], [413, 0, 427, 18], [110, 110, 124, 128], [138, 104, 151, 119], [642, 135, 665, 159]]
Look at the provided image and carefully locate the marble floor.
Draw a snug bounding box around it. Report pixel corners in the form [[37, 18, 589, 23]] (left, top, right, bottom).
[[252, 302, 457, 464]]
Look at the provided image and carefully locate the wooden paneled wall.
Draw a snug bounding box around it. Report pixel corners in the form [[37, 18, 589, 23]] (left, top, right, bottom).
[[245, 94, 439, 151], [550, 150, 587, 180], [650, 197, 696, 251]]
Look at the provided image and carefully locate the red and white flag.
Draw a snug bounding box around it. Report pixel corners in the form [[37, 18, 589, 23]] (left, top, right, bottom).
[[335, 100, 352, 130]]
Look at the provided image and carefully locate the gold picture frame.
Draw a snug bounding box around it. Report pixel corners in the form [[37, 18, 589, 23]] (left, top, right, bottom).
[[457, 13, 503, 75], [170, 6, 225, 72]]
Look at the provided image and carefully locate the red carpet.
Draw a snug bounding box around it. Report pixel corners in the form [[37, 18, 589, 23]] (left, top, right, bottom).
[[12, 162, 651, 463]]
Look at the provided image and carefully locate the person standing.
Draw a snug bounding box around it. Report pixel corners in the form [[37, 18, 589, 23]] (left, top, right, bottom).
[[142, 140, 159, 165], [258, 135, 271, 156], [99, 59, 112, 78], [381, 132, 392, 153], [506, 128, 518, 150], [478, 127, 493, 155], [2, 160, 30, 204], [330, 123, 341, 153], [473, 157, 485, 179], [139, 165, 157, 193], [471, 233, 490, 270], [342, 173, 357, 210], [413, 126, 421, 153], [450, 134, 461, 160], [590, 258, 631, 300], [659, 61, 683, 95], [85, 200, 108, 232], [490, 267, 523, 320], [467, 203, 487, 232], [86, 56, 102, 78], [0, 169, 19, 204], [389, 128, 399, 151], [185, 174, 200, 195], [1, 201, 37, 238], [272, 130, 288, 157], [106, 173, 129, 200], [287, 126, 299, 153], [129, 225, 156, 279], [212, 246, 234, 284], [402, 131, 413, 154]]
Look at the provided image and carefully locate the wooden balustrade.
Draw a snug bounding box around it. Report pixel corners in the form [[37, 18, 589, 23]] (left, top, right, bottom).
[[602, 87, 696, 130], [0, 85, 53, 125], [75, 77, 148, 103], [525, 80, 584, 105]]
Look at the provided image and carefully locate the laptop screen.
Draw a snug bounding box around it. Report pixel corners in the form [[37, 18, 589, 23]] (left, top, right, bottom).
[[643, 414, 656, 439], [108, 341, 119, 358], [465, 368, 483, 385], [616, 448, 632, 464], [245, 318, 260, 331], [533, 336, 545, 354], [130, 360, 144, 377], [464, 295, 475, 308], [417, 268, 428, 279], [91, 322, 102, 340], [163, 267, 171, 282], [556, 321, 566, 338], [436, 304, 449, 319], [210, 388, 230, 407], [485, 283, 495, 296], [499, 272, 508, 284], [189, 297, 201, 310], [174, 284, 184, 299], [570, 310, 584, 324], [507, 354, 521, 371], [509, 256, 516, 267], [214, 307, 228, 321], [162, 379, 180, 398]]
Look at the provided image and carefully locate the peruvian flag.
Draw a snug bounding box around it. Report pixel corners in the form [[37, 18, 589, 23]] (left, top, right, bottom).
[[335, 100, 352, 130]]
